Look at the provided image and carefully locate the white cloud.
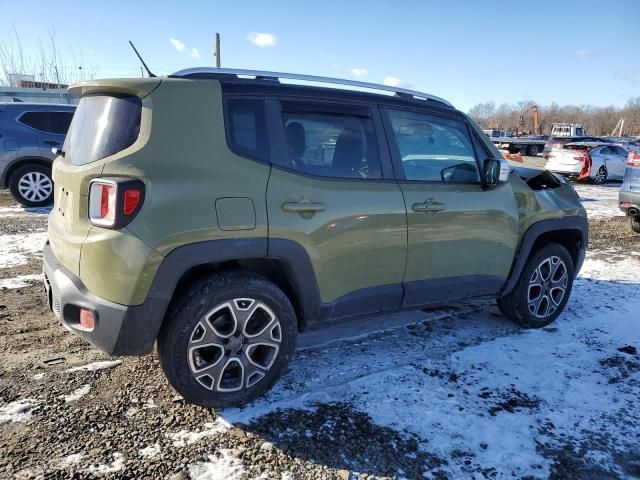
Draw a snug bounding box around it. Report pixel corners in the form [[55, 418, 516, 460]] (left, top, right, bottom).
[[190, 48, 200, 60], [351, 68, 368, 78], [576, 49, 591, 60], [247, 32, 278, 48], [383, 76, 412, 88], [169, 38, 186, 53]]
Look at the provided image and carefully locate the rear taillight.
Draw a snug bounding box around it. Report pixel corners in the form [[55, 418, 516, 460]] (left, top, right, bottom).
[[89, 181, 117, 226], [88, 178, 145, 228], [627, 152, 640, 167]]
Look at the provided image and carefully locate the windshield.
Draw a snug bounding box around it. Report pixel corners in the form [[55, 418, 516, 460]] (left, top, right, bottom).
[[64, 94, 141, 165]]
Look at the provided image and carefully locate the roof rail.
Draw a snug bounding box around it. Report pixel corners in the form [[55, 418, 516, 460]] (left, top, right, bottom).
[[170, 68, 453, 107]]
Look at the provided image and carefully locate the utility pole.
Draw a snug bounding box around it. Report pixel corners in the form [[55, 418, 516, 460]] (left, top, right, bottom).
[[214, 33, 221, 68]]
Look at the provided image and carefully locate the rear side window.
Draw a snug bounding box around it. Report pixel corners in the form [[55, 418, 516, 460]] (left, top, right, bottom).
[[281, 107, 382, 179], [386, 109, 479, 183], [64, 95, 141, 165], [18, 111, 74, 134], [225, 98, 269, 163]]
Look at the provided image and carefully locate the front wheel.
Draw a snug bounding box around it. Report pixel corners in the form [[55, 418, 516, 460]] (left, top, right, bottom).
[[592, 165, 608, 185], [158, 271, 297, 408], [8, 164, 53, 207], [497, 243, 575, 328]]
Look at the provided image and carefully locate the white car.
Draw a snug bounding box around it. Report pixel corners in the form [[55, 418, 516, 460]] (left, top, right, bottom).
[[545, 143, 629, 184]]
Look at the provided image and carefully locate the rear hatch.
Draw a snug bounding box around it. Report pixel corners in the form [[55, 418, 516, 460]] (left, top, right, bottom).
[[48, 79, 160, 276]]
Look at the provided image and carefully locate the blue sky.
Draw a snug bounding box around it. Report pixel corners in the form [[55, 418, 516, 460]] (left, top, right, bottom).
[[2, 0, 639, 112]]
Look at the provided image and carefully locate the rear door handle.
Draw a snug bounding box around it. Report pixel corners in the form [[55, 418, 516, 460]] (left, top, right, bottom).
[[412, 199, 445, 213], [281, 200, 326, 213]]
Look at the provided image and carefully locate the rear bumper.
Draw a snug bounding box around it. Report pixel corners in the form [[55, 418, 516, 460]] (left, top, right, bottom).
[[619, 190, 640, 216], [43, 242, 164, 355]]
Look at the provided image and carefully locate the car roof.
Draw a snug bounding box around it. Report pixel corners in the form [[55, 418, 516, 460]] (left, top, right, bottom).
[[170, 67, 455, 110], [0, 102, 75, 110]]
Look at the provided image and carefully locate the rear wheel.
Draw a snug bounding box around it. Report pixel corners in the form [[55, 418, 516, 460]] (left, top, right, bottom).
[[158, 271, 297, 408], [631, 217, 640, 234], [8, 164, 53, 207], [592, 165, 608, 185], [497, 243, 574, 328], [527, 145, 540, 156]]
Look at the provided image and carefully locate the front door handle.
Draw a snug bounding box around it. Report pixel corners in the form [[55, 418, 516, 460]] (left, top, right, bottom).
[[412, 198, 445, 213], [282, 200, 326, 213]]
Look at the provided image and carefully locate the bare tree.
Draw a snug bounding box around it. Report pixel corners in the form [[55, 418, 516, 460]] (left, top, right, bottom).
[[0, 27, 98, 87], [468, 98, 640, 136]]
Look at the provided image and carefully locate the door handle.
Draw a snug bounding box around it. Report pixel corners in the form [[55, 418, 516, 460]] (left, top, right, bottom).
[[44, 140, 61, 146], [412, 198, 445, 213], [281, 200, 326, 213]]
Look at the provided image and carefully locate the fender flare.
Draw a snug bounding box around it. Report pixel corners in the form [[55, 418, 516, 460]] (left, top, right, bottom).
[[120, 237, 321, 354], [500, 216, 588, 296]]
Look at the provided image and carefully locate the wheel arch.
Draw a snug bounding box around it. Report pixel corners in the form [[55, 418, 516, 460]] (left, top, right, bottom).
[[2, 156, 53, 188], [500, 216, 588, 296], [140, 238, 319, 352]]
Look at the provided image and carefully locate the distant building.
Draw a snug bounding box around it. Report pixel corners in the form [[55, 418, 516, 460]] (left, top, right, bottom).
[[1, 73, 76, 104]]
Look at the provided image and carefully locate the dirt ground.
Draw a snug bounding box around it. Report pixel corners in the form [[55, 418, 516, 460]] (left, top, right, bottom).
[[1, 158, 639, 480]]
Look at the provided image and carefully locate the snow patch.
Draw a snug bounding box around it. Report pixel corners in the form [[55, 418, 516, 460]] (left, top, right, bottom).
[[33, 372, 46, 380], [0, 274, 42, 289], [88, 452, 125, 475], [67, 360, 122, 373], [0, 205, 50, 217], [0, 232, 47, 269], [189, 449, 245, 480], [167, 418, 233, 447], [63, 384, 91, 402], [574, 183, 624, 219], [139, 443, 161, 458], [0, 398, 40, 423], [60, 453, 83, 466]]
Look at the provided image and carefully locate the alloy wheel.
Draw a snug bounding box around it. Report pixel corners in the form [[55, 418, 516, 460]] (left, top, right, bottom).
[[593, 166, 607, 185], [187, 298, 282, 392], [17, 171, 52, 203], [527, 256, 568, 319]]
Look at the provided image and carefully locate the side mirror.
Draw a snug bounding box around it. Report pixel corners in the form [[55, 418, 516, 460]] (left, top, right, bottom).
[[483, 158, 511, 189]]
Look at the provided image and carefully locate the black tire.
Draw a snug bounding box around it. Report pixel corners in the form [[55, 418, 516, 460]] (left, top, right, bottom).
[[631, 217, 640, 234], [592, 165, 608, 185], [527, 145, 540, 156], [8, 164, 53, 207], [497, 243, 574, 328], [158, 270, 298, 408]]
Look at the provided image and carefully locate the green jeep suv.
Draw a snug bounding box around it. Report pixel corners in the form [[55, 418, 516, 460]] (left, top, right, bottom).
[[43, 69, 587, 407]]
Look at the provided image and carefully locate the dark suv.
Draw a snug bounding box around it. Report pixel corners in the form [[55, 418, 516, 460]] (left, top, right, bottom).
[[0, 103, 75, 206]]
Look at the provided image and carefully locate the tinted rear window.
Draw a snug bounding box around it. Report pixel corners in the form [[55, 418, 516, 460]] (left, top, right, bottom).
[[64, 95, 141, 165], [224, 98, 269, 163], [18, 111, 74, 134]]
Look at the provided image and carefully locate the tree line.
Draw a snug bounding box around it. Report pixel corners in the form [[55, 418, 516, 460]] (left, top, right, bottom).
[[468, 97, 640, 137]]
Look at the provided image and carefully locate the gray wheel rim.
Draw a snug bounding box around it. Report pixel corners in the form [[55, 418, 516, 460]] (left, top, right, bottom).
[[594, 167, 607, 184], [527, 256, 568, 319], [187, 298, 282, 392], [17, 171, 52, 202]]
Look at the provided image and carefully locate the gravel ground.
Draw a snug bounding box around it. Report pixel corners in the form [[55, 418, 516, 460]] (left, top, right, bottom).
[[1, 158, 639, 479]]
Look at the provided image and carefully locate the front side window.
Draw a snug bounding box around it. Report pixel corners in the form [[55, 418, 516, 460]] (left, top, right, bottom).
[[386, 109, 479, 183], [281, 108, 382, 179]]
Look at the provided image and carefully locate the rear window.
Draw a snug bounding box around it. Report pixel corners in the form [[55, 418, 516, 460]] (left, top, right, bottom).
[[64, 95, 141, 165], [18, 111, 74, 134]]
